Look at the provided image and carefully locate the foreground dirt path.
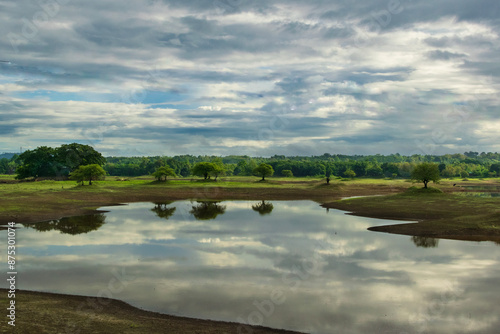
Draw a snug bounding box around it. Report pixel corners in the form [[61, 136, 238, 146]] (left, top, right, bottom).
[[0, 289, 303, 334]]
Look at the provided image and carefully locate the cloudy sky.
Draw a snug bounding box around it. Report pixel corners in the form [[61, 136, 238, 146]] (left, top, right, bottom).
[[1, 0, 499, 157]]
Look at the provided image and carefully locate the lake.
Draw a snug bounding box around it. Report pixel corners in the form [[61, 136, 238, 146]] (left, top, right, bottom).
[[2, 200, 500, 333]]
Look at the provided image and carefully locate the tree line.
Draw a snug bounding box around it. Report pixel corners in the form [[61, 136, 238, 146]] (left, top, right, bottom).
[[4, 144, 500, 180], [102, 151, 500, 179]]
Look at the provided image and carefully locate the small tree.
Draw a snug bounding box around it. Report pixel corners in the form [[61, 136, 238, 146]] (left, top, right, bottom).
[[210, 163, 225, 181], [253, 163, 274, 181], [411, 162, 441, 189], [282, 169, 293, 177], [152, 166, 176, 181], [69, 167, 85, 185], [70, 164, 106, 185], [344, 169, 356, 179], [192, 162, 216, 180]]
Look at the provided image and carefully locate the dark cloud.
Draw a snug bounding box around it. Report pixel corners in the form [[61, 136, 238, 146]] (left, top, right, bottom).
[[0, 124, 17, 135], [427, 50, 467, 61]]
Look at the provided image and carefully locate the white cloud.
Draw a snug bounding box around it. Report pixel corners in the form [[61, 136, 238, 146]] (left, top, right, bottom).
[[0, 0, 499, 155]]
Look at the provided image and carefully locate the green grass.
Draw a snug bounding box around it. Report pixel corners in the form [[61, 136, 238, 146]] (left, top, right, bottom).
[[326, 183, 500, 242]]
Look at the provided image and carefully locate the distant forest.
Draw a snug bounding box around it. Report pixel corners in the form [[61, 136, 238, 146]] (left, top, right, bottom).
[[104, 152, 500, 178], [3, 150, 500, 179]]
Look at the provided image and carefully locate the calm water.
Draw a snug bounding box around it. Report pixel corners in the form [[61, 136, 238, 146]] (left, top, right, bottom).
[[2, 200, 500, 334], [457, 185, 500, 197]]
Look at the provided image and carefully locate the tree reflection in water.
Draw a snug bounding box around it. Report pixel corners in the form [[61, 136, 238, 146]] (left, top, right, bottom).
[[22, 214, 106, 235], [251, 200, 274, 216], [411, 236, 439, 248], [151, 202, 176, 220], [189, 201, 226, 220]]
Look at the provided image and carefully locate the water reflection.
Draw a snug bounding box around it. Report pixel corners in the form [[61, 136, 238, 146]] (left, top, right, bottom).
[[22, 214, 106, 235], [189, 201, 226, 220], [411, 236, 440, 248], [151, 202, 177, 220], [460, 185, 500, 191], [455, 192, 500, 198], [3, 201, 500, 334], [251, 200, 274, 215]]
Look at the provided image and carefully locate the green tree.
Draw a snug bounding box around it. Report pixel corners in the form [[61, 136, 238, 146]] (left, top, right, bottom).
[[253, 163, 274, 181], [366, 165, 383, 177], [489, 163, 500, 177], [0, 158, 9, 174], [441, 165, 456, 178], [55, 143, 105, 173], [192, 162, 216, 180], [382, 162, 399, 177], [282, 169, 293, 177], [70, 164, 106, 185], [15, 146, 57, 179], [344, 169, 356, 179], [411, 162, 441, 188], [210, 162, 225, 181], [15, 144, 105, 179], [152, 166, 176, 181]]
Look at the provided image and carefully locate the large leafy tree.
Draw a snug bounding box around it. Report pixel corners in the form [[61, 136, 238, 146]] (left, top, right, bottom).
[[15, 143, 105, 179], [70, 164, 106, 185], [411, 162, 441, 188], [55, 143, 105, 171], [192, 162, 216, 179], [15, 146, 57, 179], [253, 163, 274, 181]]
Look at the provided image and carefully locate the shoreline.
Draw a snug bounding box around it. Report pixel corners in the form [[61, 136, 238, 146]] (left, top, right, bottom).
[[0, 288, 303, 334], [0, 178, 404, 225], [1, 178, 499, 243]]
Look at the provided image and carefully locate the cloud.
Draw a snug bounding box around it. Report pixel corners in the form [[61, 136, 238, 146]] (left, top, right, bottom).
[[0, 0, 499, 155], [427, 50, 467, 60]]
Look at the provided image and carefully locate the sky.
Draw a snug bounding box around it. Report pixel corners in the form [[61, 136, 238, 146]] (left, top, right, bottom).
[[0, 0, 499, 157]]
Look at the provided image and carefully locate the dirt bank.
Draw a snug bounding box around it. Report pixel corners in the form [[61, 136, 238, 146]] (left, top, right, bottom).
[[0, 289, 303, 334]]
